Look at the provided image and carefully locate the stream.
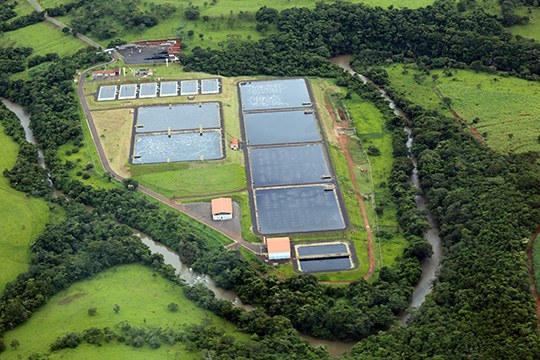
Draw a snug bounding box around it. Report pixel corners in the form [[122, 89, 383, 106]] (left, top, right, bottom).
[[137, 232, 355, 357], [331, 55, 443, 321], [1, 98, 46, 168]]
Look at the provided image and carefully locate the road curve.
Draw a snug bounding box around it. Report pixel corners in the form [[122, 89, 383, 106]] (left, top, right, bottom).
[[76, 58, 261, 255]]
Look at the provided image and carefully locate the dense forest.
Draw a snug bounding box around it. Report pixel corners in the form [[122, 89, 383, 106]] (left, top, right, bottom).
[[184, 0, 540, 80], [0, 0, 539, 357]]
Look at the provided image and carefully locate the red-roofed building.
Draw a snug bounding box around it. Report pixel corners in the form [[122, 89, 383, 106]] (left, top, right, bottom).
[[267, 237, 291, 260], [92, 68, 120, 79], [211, 198, 233, 221]]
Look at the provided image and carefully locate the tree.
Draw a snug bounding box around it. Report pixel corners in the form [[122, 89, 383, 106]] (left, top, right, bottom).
[[88, 307, 97, 316], [256, 6, 278, 24], [10, 339, 20, 350], [123, 178, 138, 190], [168, 303, 179, 312], [113, 304, 120, 314], [367, 145, 381, 156], [184, 7, 200, 20]]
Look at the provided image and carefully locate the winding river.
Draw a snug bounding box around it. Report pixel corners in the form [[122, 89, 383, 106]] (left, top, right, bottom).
[[331, 55, 443, 320]]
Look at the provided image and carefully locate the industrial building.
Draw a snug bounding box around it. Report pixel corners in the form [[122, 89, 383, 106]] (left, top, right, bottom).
[[211, 198, 233, 221], [266, 237, 291, 260]]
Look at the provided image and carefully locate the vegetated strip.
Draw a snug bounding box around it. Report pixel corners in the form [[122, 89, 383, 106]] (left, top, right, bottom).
[[325, 93, 374, 280]]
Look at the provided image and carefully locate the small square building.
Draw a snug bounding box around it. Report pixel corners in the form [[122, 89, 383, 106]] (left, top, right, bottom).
[[211, 198, 233, 221], [267, 237, 291, 260]]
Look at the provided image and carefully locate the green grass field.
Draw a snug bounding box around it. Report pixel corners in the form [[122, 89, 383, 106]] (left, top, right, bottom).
[[1, 264, 247, 359], [511, 6, 540, 41], [386, 65, 540, 153], [0, 124, 50, 293], [343, 93, 406, 267], [0, 21, 87, 57], [10, 0, 36, 19], [135, 163, 246, 199]]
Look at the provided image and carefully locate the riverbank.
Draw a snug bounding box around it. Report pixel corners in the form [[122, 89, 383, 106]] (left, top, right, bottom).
[[331, 55, 443, 319]]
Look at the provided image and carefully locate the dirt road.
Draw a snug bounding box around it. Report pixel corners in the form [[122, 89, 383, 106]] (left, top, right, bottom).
[[325, 95, 375, 280]]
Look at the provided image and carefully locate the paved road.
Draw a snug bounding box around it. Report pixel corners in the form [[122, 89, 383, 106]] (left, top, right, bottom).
[[26, 0, 104, 50], [76, 58, 261, 255]]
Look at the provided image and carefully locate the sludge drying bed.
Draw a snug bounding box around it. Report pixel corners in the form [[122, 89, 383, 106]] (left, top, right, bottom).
[[132, 131, 223, 164]]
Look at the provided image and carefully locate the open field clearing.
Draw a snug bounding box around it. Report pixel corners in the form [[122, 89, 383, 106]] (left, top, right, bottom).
[[0, 21, 87, 57], [10, 0, 36, 18], [0, 124, 49, 293], [386, 65, 540, 153], [512, 6, 540, 41], [1, 264, 246, 359], [91, 108, 134, 178]]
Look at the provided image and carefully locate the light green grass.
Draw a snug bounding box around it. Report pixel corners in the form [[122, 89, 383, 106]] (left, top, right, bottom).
[[0, 124, 49, 293], [134, 163, 246, 198], [511, 6, 540, 41], [344, 93, 405, 268], [386, 64, 540, 153], [10, 0, 36, 18], [1, 264, 247, 359], [0, 21, 87, 57]]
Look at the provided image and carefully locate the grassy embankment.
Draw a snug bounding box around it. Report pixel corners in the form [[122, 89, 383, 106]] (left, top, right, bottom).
[[0, 124, 50, 293], [385, 64, 540, 153], [38, 0, 435, 50], [1, 264, 247, 359], [0, 21, 87, 57]]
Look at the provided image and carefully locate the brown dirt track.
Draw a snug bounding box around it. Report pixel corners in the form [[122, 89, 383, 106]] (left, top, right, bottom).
[[325, 94, 375, 280]]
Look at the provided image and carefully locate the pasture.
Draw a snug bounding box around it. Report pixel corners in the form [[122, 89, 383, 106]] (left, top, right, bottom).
[[386, 65, 540, 153], [511, 6, 540, 41], [0, 21, 87, 57], [1, 264, 246, 359], [0, 124, 49, 293]]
